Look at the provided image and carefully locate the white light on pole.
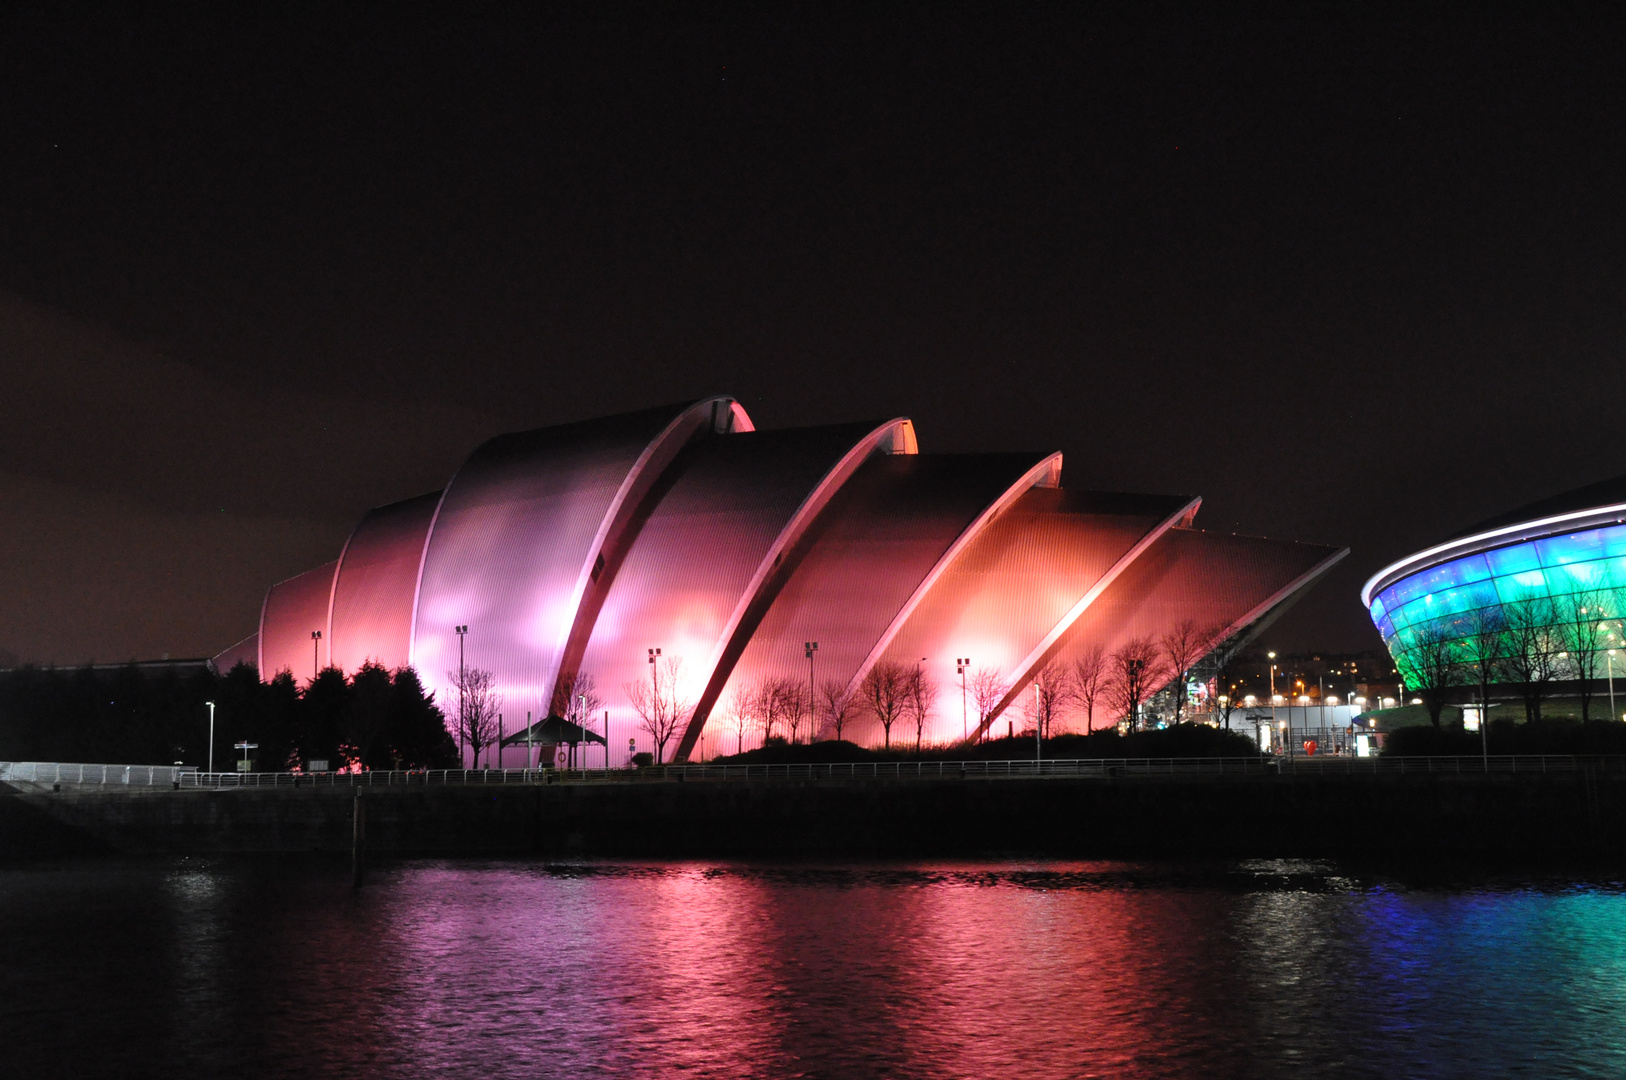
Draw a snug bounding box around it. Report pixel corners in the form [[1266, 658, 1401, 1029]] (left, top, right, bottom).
[[206, 700, 216, 775]]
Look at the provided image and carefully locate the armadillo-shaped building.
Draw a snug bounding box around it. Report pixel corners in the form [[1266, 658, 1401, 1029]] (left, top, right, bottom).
[[214, 398, 1345, 762]]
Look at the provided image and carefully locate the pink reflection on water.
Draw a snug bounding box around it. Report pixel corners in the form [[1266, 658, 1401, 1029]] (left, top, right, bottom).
[[329, 862, 1259, 1078]]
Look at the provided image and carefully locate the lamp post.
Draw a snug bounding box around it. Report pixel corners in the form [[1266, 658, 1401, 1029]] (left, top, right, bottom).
[[1298, 694, 1310, 754], [647, 647, 661, 760], [455, 625, 469, 764], [310, 629, 322, 682], [1271, 694, 1284, 754], [577, 694, 588, 769], [1607, 646, 1620, 722], [1128, 656, 1145, 731], [956, 658, 970, 742], [805, 642, 819, 744], [206, 699, 216, 776]]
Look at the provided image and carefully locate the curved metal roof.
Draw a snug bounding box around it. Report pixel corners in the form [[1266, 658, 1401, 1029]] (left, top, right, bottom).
[[1449, 472, 1626, 542], [258, 560, 337, 685], [411, 397, 746, 714], [573, 418, 914, 762], [711, 451, 1060, 740], [328, 491, 441, 675]]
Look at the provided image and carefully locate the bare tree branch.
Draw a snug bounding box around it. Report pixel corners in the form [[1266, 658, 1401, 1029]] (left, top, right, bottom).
[[969, 666, 1008, 741], [1107, 637, 1162, 731], [448, 666, 503, 767], [1159, 619, 1212, 725], [1027, 660, 1069, 739], [820, 678, 858, 742], [905, 662, 939, 751], [1068, 646, 1108, 733], [860, 660, 910, 749], [625, 656, 690, 763]]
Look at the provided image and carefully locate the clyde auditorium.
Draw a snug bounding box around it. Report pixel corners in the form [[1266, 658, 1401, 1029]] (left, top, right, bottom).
[[214, 398, 1346, 763]]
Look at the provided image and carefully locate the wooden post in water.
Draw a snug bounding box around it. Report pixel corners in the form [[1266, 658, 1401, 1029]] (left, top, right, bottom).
[[351, 790, 366, 888]]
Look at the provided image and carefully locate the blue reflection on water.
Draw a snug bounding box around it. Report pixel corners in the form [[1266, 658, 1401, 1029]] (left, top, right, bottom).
[[2, 858, 1625, 1078]]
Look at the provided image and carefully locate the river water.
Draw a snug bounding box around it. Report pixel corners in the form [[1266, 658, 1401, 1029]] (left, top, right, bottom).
[[2, 857, 1624, 1078]]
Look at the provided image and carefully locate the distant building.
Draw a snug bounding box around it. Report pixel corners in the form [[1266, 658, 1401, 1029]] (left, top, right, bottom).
[[1364, 475, 1626, 703], [224, 399, 1345, 762]]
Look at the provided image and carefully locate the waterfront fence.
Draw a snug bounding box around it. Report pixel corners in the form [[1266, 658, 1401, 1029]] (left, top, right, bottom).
[[6, 755, 1626, 790]]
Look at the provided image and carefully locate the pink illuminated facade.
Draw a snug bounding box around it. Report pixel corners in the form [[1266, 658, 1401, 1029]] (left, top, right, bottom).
[[226, 400, 1345, 762]]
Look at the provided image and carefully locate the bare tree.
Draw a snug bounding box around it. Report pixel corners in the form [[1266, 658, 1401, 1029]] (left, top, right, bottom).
[[1068, 646, 1108, 733], [723, 684, 755, 754], [820, 679, 858, 742], [1028, 660, 1070, 739], [1107, 637, 1162, 731], [1198, 627, 1246, 730], [625, 656, 690, 763], [905, 662, 939, 751], [1502, 594, 1563, 724], [749, 675, 802, 744], [448, 666, 503, 767], [553, 671, 604, 767], [1458, 606, 1508, 758], [552, 670, 604, 724], [1400, 618, 1458, 728], [1556, 585, 1614, 722], [781, 674, 813, 744], [1159, 619, 1213, 724], [969, 665, 1008, 742], [860, 660, 911, 749]]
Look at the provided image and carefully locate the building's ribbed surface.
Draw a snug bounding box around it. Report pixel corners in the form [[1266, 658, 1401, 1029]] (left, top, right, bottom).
[[228, 400, 1346, 762]]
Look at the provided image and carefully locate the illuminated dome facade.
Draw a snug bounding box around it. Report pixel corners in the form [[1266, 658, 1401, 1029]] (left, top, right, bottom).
[[219, 399, 1346, 762], [1363, 476, 1626, 695]]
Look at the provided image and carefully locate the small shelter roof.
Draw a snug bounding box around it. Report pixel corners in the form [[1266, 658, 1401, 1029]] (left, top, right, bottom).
[[499, 715, 607, 748]]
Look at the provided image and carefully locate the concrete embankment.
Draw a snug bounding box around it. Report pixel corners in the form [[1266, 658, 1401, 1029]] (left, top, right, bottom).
[[5, 770, 1626, 861]]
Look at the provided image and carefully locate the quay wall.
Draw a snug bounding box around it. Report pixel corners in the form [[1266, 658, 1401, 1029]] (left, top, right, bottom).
[[5, 770, 1626, 861]]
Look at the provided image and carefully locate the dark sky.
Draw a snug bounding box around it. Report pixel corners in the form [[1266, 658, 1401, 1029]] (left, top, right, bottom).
[[2, 8, 1624, 665]]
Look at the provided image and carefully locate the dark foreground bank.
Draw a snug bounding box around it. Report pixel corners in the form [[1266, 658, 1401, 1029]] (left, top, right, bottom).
[[5, 767, 1625, 862]]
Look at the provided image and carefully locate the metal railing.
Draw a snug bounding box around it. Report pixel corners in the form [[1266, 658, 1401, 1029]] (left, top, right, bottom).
[[0, 761, 196, 786], [7, 754, 1626, 790]]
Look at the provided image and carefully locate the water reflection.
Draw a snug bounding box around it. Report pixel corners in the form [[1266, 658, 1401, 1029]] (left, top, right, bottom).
[[2, 859, 1625, 1078]]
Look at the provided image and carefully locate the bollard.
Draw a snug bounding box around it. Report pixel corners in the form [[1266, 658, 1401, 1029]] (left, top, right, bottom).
[[351, 791, 366, 888]]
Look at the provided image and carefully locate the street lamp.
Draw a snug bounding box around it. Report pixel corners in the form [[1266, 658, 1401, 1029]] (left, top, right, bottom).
[[454, 625, 469, 763], [805, 641, 819, 745], [310, 629, 323, 682], [956, 657, 970, 741], [1610, 649, 1619, 724], [206, 699, 216, 776]]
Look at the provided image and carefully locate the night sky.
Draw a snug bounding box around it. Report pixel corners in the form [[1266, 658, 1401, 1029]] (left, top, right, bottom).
[[2, 9, 1624, 666]]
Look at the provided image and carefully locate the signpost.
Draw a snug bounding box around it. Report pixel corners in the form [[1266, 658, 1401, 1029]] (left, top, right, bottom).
[[234, 741, 258, 773]]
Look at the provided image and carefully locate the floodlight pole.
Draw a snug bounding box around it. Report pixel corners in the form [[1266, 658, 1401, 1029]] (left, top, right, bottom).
[[647, 647, 661, 762], [1610, 650, 1618, 724], [805, 642, 819, 744], [455, 625, 469, 765], [957, 658, 969, 742], [206, 700, 216, 777], [310, 629, 322, 682]]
